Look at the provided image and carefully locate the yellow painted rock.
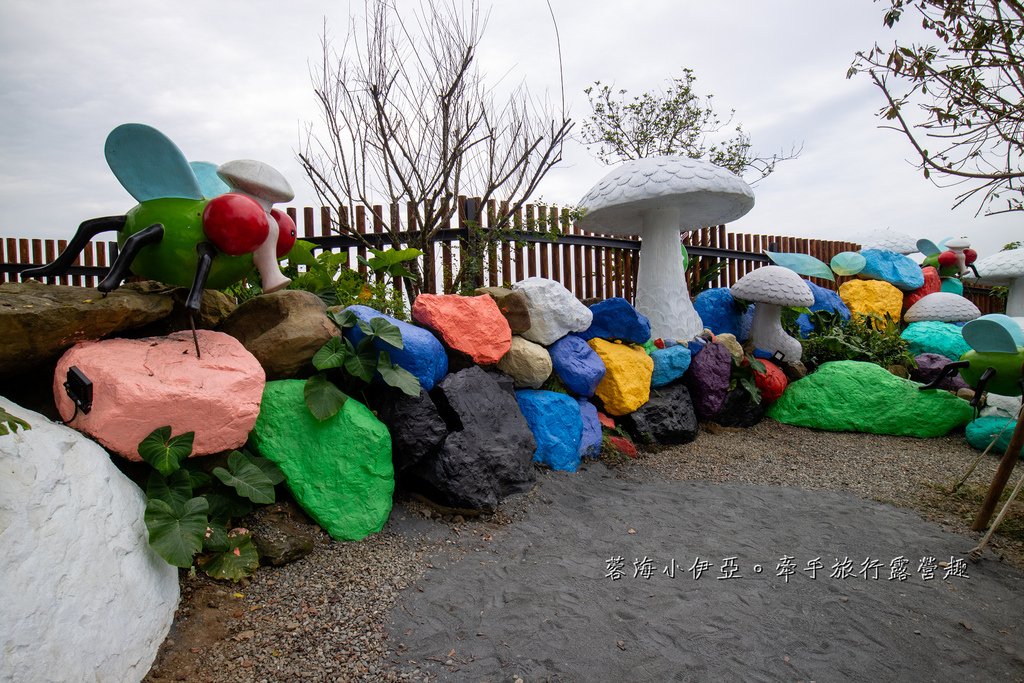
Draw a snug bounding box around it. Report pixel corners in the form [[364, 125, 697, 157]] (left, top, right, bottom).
[[838, 280, 903, 326], [588, 338, 653, 416]]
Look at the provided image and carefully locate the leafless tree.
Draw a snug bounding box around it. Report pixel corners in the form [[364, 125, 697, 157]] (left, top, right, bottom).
[[300, 0, 573, 296]]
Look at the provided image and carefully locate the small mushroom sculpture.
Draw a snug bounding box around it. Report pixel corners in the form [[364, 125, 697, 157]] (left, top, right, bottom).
[[903, 292, 981, 324], [969, 247, 1024, 322], [577, 156, 754, 341], [855, 227, 918, 254], [731, 265, 814, 362]]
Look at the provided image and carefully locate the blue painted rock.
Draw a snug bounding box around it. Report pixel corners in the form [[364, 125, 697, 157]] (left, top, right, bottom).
[[651, 345, 692, 387], [515, 389, 583, 472], [686, 341, 733, 420], [576, 297, 651, 344], [858, 249, 925, 291], [940, 277, 965, 295], [768, 361, 973, 437], [694, 288, 746, 339], [910, 353, 969, 391], [624, 382, 699, 444], [966, 416, 1018, 454], [549, 334, 606, 397], [796, 280, 851, 338], [577, 397, 602, 459], [901, 321, 972, 361], [343, 304, 448, 390]]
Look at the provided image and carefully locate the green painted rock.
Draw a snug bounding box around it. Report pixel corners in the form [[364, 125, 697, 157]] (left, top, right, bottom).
[[250, 380, 393, 541], [768, 360, 973, 437], [965, 416, 1019, 455], [901, 321, 970, 361]]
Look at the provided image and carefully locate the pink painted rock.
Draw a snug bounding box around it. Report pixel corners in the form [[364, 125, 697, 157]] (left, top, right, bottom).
[[412, 294, 512, 365], [903, 266, 941, 311], [53, 330, 265, 460]]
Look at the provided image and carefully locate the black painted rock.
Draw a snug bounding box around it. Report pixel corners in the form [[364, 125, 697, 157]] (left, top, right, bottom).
[[372, 387, 448, 475], [712, 388, 766, 428], [624, 383, 699, 445], [911, 352, 969, 391], [411, 366, 536, 510]]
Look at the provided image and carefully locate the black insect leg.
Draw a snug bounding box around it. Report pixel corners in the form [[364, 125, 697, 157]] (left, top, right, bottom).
[[917, 360, 969, 391], [185, 241, 218, 358], [97, 223, 164, 294], [20, 215, 126, 280]]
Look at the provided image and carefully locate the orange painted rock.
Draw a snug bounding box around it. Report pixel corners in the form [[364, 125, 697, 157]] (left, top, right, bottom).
[[903, 266, 941, 311], [53, 330, 265, 460], [412, 294, 512, 365], [753, 358, 788, 404]]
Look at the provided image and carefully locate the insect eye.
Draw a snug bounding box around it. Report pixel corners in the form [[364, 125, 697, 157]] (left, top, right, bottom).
[[202, 193, 269, 256]]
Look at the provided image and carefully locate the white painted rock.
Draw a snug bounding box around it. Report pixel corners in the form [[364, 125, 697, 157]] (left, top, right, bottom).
[[981, 393, 1022, 420], [54, 330, 265, 460], [497, 335, 553, 388], [0, 397, 179, 682], [512, 277, 593, 346]]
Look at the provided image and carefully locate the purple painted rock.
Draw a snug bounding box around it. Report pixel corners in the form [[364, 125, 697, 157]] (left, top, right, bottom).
[[53, 330, 265, 460], [412, 294, 511, 365], [549, 335, 606, 397], [911, 353, 970, 391], [577, 398, 602, 459], [576, 297, 651, 344], [686, 341, 733, 420]]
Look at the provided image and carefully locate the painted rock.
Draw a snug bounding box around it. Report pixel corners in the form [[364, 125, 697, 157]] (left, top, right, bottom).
[[54, 330, 264, 459], [219, 289, 336, 380], [796, 279, 851, 337], [550, 334, 606, 397], [838, 279, 904, 325], [901, 321, 972, 361], [753, 358, 787, 403], [371, 387, 448, 476], [576, 297, 651, 344], [713, 387, 766, 428], [588, 338, 653, 416], [412, 294, 511, 365], [0, 398, 178, 682], [250, 380, 393, 541], [686, 341, 733, 420], [513, 277, 593, 346], [903, 266, 941, 311], [607, 435, 638, 459], [650, 345, 692, 388], [624, 382, 699, 445], [982, 393, 1022, 420], [693, 287, 746, 339], [497, 336, 553, 389], [858, 249, 925, 291], [965, 416, 1018, 454], [475, 286, 532, 334], [343, 305, 447, 390], [577, 398, 602, 459], [715, 333, 745, 363], [515, 389, 584, 472], [767, 360, 974, 437], [941, 277, 965, 295], [911, 353, 969, 391]]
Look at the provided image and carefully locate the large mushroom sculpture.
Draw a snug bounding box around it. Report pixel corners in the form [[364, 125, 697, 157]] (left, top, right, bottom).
[[577, 156, 754, 341], [730, 265, 814, 362], [968, 247, 1024, 324]]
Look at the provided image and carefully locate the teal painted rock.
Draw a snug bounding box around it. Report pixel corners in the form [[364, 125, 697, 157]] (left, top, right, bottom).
[[901, 321, 971, 361], [250, 380, 393, 541], [768, 361, 973, 437], [965, 416, 1019, 455]]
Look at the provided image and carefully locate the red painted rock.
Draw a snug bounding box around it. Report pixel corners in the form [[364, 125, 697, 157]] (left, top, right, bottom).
[[412, 294, 512, 365], [607, 435, 638, 459], [753, 358, 788, 404], [598, 411, 616, 429], [54, 330, 265, 460], [903, 266, 941, 311]]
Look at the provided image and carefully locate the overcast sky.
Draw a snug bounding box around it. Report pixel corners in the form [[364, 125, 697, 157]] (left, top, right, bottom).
[[0, 0, 1019, 259]]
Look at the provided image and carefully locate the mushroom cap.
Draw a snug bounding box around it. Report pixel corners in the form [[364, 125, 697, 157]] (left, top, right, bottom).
[[854, 228, 918, 254], [730, 265, 814, 306], [217, 159, 294, 204], [944, 236, 971, 250], [969, 247, 1024, 284], [577, 156, 754, 235], [903, 292, 981, 323]]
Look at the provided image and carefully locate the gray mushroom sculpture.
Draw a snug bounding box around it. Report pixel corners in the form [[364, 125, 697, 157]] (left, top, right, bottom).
[[968, 246, 1024, 324], [731, 265, 814, 362], [577, 156, 754, 341]]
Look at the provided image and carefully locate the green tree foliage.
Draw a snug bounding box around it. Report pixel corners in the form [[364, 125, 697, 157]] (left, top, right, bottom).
[[850, 0, 1024, 215], [581, 68, 800, 183]]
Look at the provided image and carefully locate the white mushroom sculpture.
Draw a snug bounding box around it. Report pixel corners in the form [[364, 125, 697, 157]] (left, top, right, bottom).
[[217, 159, 295, 293], [969, 247, 1024, 323], [854, 227, 919, 254], [577, 156, 754, 341], [731, 265, 814, 362], [903, 292, 981, 323]]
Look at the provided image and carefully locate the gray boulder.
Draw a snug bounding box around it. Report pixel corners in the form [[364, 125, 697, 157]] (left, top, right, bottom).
[[624, 383, 699, 445]]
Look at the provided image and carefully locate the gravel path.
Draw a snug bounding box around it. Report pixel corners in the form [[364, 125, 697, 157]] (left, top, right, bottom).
[[144, 419, 1024, 682]]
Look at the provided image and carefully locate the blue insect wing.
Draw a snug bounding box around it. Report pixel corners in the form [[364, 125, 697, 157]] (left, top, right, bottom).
[[104, 123, 203, 203]]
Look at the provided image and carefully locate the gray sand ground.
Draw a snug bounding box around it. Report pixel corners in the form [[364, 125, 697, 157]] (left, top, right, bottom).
[[386, 467, 1024, 681]]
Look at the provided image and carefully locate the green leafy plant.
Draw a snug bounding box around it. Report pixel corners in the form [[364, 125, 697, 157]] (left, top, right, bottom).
[[687, 257, 729, 296], [305, 308, 420, 420], [729, 353, 766, 405], [0, 406, 30, 436], [801, 311, 916, 370], [138, 427, 284, 581]]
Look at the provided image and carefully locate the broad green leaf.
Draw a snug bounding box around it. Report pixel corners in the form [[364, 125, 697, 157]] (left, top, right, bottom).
[[368, 317, 404, 349], [204, 490, 253, 525], [146, 469, 193, 513], [355, 318, 374, 336], [329, 308, 359, 329], [138, 427, 194, 477], [747, 357, 767, 375], [286, 239, 319, 267], [377, 353, 421, 397], [367, 247, 422, 271], [199, 531, 259, 582], [313, 336, 348, 370], [304, 374, 348, 421], [245, 453, 286, 485], [212, 451, 276, 504], [346, 343, 378, 382], [202, 523, 230, 552], [739, 376, 762, 405], [183, 468, 212, 491], [144, 497, 209, 568]]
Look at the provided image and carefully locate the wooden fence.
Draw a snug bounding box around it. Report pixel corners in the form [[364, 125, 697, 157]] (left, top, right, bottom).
[[0, 199, 1006, 315]]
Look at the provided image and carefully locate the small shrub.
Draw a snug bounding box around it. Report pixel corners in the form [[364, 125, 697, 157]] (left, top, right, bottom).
[[801, 311, 916, 370]]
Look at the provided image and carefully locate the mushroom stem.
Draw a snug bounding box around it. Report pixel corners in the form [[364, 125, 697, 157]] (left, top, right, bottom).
[[1006, 277, 1023, 319], [633, 207, 703, 341], [748, 302, 803, 362]]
